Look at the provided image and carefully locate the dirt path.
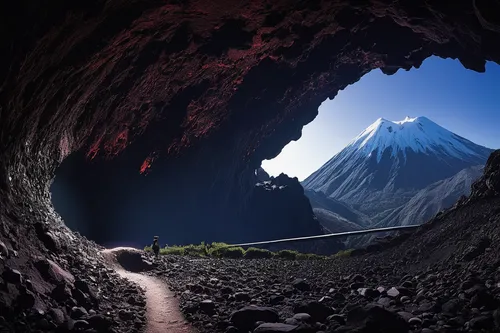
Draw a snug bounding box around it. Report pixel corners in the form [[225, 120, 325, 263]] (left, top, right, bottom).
[[101, 248, 194, 333]]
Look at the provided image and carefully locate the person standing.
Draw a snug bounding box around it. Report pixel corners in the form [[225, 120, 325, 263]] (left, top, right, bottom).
[[152, 236, 160, 258]]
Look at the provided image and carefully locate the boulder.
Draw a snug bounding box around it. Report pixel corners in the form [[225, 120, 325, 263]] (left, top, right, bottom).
[[292, 279, 311, 292], [2, 267, 22, 284], [293, 301, 333, 322], [254, 323, 300, 332], [231, 306, 279, 329], [346, 304, 409, 333], [34, 258, 74, 285], [115, 249, 154, 272]]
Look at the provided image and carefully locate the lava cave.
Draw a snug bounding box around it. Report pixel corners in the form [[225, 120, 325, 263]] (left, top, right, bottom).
[[1, 0, 500, 331]]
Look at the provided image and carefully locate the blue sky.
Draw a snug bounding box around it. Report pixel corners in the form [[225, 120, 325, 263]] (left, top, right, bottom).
[[262, 56, 500, 181]]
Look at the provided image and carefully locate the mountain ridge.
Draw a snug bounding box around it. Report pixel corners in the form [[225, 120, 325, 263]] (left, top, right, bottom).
[[378, 164, 484, 227], [302, 116, 493, 216]]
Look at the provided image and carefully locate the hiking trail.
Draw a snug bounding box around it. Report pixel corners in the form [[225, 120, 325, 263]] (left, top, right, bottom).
[[101, 247, 194, 333]]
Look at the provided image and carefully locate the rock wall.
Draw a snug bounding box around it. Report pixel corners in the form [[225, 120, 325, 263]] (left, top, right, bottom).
[[469, 150, 500, 200], [0, 0, 499, 268], [0, 0, 499, 330], [9, 0, 494, 248]]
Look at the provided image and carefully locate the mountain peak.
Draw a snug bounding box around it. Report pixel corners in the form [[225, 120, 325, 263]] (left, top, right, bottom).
[[302, 116, 493, 214], [346, 116, 484, 163], [395, 116, 418, 124]]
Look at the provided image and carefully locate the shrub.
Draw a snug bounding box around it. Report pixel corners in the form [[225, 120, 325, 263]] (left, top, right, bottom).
[[160, 246, 185, 256], [244, 247, 273, 259], [275, 249, 299, 260], [210, 244, 245, 258], [333, 249, 354, 258], [183, 244, 208, 257], [206, 242, 229, 256], [145, 241, 333, 260]]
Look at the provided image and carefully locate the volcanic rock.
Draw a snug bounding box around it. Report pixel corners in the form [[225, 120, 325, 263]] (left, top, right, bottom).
[[87, 314, 114, 330], [51, 283, 73, 303], [200, 300, 216, 315], [16, 291, 36, 309], [230, 306, 279, 329], [293, 301, 333, 322], [34, 258, 75, 285], [0, 241, 8, 258], [346, 304, 409, 333], [3, 267, 22, 284], [254, 323, 301, 333], [71, 306, 88, 319], [114, 249, 154, 273], [292, 279, 311, 292], [387, 287, 400, 298], [441, 299, 461, 315], [48, 308, 66, 326], [2, 0, 500, 332], [468, 316, 494, 330], [292, 313, 312, 323]]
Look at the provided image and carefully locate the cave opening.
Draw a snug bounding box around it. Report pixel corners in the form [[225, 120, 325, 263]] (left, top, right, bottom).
[[0, 0, 493, 255], [262, 56, 500, 236], [2, 0, 500, 330], [49, 56, 500, 251]]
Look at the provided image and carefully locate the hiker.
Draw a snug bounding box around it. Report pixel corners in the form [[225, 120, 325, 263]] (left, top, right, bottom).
[[152, 236, 160, 258]]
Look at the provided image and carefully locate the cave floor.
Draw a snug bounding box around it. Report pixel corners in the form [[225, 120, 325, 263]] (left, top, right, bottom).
[[148, 197, 500, 333], [1, 195, 499, 333]]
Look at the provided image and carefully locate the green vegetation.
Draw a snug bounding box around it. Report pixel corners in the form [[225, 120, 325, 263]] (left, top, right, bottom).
[[210, 246, 245, 258], [275, 249, 299, 260], [161, 246, 188, 256], [333, 248, 354, 258], [143, 242, 339, 260], [244, 247, 273, 259]]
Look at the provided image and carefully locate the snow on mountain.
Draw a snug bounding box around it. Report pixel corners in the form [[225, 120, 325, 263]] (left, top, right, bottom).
[[348, 116, 486, 163], [302, 116, 493, 217]]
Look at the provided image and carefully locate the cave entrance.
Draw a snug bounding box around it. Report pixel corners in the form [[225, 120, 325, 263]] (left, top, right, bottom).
[[49, 140, 245, 249], [261, 56, 500, 235], [49, 57, 500, 251]]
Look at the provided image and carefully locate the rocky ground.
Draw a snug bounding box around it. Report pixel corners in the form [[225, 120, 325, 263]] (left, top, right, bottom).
[[0, 219, 149, 333], [146, 196, 500, 333], [1, 154, 498, 333]]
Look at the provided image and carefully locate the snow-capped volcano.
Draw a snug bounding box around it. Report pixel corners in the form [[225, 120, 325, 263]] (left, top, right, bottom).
[[302, 116, 493, 217], [345, 116, 487, 163]]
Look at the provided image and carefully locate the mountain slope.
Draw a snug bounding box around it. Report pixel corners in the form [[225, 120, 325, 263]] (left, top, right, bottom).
[[304, 189, 371, 231], [379, 165, 484, 227], [302, 116, 493, 217], [312, 208, 363, 233]]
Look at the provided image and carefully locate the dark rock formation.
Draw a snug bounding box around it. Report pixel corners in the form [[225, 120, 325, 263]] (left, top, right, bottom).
[[0, 223, 148, 332], [469, 150, 500, 199], [248, 175, 322, 242], [0, 0, 498, 247], [241, 174, 343, 254], [256, 168, 271, 182], [113, 248, 155, 272]]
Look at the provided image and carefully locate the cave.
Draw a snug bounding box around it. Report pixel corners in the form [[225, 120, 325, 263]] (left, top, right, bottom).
[[49, 55, 500, 250], [1, 0, 500, 330]]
